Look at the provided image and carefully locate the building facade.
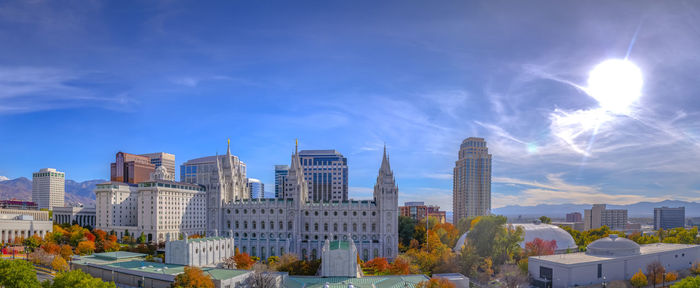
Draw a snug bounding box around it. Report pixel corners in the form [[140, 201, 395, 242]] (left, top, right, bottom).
[[566, 212, 582, 223], [399, 202, 447, 224], [95, 166, 208, 242], [296, 150, 349, 202], [0, 213, 53, 243], [53, 206, 96, 228], [32, 168, 65, 210], [274, 165, 289, 198], [453, 137, 492, 222], [0, 200, 38, 210], [110, 152, 156, 184], [654, 206, 685, 230], [584, 204, 628, 230], [247, 178, 264, 199], [165, 236, 235, 267], [139, 152, 176, 177]]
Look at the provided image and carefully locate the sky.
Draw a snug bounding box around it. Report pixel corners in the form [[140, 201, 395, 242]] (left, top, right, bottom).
[[1, 1, 700, 212]]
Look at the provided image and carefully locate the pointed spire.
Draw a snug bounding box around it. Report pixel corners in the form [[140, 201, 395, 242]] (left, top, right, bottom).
[[380, 143, 391, 173], [227, 138, 231, 155], [295, 138, 298, 154]]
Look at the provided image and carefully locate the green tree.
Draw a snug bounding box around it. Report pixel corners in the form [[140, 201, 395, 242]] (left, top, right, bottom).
[[45, 270, 116, 288], [0, 258, 42, 288], [137, 232, 146, 244], [398, 216, 416, 249], [538, 216, 551, 224], [671, 276, 700, 288], [466, 215, 507, 259], [23, 234, 42, 252]]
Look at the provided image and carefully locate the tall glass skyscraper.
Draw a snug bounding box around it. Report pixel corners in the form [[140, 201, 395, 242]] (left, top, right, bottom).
[[453, 137, 492, 222], [274, 165, 289, 198], [298, 150, 348, 202], [247, 178, 265, 199]]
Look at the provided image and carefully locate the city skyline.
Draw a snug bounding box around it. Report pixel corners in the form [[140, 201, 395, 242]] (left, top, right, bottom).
[[2, 1, 700, 213]]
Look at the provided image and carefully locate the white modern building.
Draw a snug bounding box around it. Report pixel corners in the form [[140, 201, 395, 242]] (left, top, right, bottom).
[[32, 168, 65, 210], [246, 178, 264, 199], [53, 206, 96, 227], [95, 165, 207, 242], [164, 235, 235, 267], [528, 235, 700, 287], [0, 213, 53, 243], [453, 137, 492, 222]]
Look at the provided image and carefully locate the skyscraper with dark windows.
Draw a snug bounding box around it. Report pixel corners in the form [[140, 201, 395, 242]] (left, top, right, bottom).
[[453, 137, 492, 222], [274, 165, 289, 198], [247, 178, 264, 199], [297, 150, 348, 202], [654, 207, 685, 230]]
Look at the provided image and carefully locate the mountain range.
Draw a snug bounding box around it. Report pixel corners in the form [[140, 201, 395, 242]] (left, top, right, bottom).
[[492, 200, 700, 218], [0, 177, 103, 206]]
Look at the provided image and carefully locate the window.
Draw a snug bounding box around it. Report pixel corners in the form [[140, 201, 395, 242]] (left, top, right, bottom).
[[540, 266, 553, 280], [597, 264, 602, 278]]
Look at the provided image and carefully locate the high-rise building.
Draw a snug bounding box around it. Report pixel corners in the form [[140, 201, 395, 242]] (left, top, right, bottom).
[[584, 204, 628, 230], [654, 207, 685, 230], [274, 165, 289, 198], [32, 168, 65, 210], [566, 212, 582, 223], [297, 150, 348, 202], [138, 152, 176, 177], [110, 152, 156, 184], [399, 202, 447, 224], [247, 178, 264, 199], [453, 137, 492, 222]]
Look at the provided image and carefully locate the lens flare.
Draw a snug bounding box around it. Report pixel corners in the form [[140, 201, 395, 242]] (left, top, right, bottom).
[[586, 59, 643, 114]]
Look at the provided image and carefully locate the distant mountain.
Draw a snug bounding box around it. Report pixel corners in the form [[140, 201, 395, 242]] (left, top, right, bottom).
[[0, 176, 8, 181], [0, 177, 103, 206], [493, 200, 700, 218]]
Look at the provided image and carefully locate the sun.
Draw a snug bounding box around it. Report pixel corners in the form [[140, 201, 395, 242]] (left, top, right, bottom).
[[586, 59, 643, 114]]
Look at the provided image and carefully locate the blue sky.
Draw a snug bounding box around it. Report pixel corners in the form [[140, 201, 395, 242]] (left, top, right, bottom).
[[1, 1, 700, 211]]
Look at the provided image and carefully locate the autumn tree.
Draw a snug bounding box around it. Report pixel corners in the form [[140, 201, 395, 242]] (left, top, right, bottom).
[[665, 272, 678, 283], [416, 278, 456, 288], [59, 245, 73, 261], [51, 256, 69, 272], [23, 234, 43, 252], [630, 269, 647, 287], [243, 263, 278, 288], [363, 257, 390, 274], [389, 256, 412, 275], [234, 252, 255, 270], [76, 241, 95, 255], [173, 266, 214, 288], [498, 263, 528, 288], [524, 238, 557, 257], [646, 260, 665, 287]]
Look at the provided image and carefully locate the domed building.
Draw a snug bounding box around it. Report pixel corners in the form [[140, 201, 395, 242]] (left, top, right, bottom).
[[527, 235, 700, 288], [452, 222, 577, 254]]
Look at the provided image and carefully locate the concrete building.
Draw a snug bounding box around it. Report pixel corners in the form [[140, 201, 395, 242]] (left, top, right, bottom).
[[32, 168, 65, 210], [654, 206, 685, 230], [453, 137, 492, 222], [95, 166, 207, 243], [165, 236, 235, 267], [584, 204, 628, 230], [566, 212, 582, 223], [274, 165, 289, 198], [320, 239, 360, 277], [139, 152, 176, 177], [399, 202, 447, 224], [0, 212, 53, 243], [552, 221, 585, 232], [72, 252, 286, 288], [53, 206, 96, 227], [110, 152, 156, 184], [0, 200, 38, 210], [297, 149, 348, 202], [246, 178, 264, 199], [528, 235, 700, 287], [0, 208, 49, 221]]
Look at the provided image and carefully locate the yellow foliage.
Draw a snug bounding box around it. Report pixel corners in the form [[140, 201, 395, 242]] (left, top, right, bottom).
[[630, 269, 647, 287], [51, 256, 69, 272]]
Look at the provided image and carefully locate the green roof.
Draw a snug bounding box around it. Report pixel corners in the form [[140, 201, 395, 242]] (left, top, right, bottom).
[[93, 252, 147, 260], [286, 275, 429, 288], [329, 240, 350, 250], [205, 269, 249, 280], [74, 255, 251, 280]]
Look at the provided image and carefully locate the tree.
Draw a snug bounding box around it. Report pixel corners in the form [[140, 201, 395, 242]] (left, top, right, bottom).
[[234, 252, 255, 270], [23, 234, 43, 252], [137, 232, 146, 244], [691, 262, 700, 275], [671, 276, 700, 288], [76, 241, 95, 255], [646, 260, 665, 287], [0, 258, 42, 288], [539, 216, 551, 224], [243, 263, 278, 288], [173, 266, 214, 288], [364, 257, 390, 274], [51, 256, 69, 272], [458, 244, 481, 278], [498, 264, 528, 288], [59, 245, 73, 261], [48, 270, 116, 288], [222, 255, 237, 269], [524, 238, 557, 257], [266, 256, 279, 266], [399, 216, 416, 250], [416, 278, 456, 288], [665, 272, 678, 283], [389, 256, 412, 275], [630, 269, 647, 287], [42, 243, 60, 255], [467, 215, 507, 259]]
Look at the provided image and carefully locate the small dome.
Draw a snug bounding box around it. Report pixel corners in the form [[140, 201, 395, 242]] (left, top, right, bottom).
[[586, 235, 640, 257]]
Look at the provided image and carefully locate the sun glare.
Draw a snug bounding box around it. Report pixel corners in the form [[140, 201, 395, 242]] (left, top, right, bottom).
[[586, 59, 643, 114]]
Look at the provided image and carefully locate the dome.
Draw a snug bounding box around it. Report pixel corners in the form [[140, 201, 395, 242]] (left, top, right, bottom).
[[452, 222, 578, 253], [585, 235, 640, 257]]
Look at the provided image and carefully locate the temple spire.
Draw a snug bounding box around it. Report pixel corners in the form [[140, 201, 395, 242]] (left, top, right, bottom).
[[226, 138, 231, 155], [295, 138, 298, 154], [380, 143, 391, 173]]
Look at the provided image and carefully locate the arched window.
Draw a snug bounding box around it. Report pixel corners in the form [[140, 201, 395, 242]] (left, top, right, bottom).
[[373, 249, 378, 258], [244, 221, 248, 229], [279, 221, 283, 230], [227, 220, 231, 229], [261, 221, 265, 229], [372, 223, 376, 232], [311, 249, 317, 260], [235, 221, 239, 229], [333, 223, 338, 232], [343, 223, 347, 232], [353, 223, 357, 232], [314, 223, 319, 231], [270, 221, 274, 230], [252, 221, 257, 229], [363, 249, 368, 261], [288, 221, 293, 230]]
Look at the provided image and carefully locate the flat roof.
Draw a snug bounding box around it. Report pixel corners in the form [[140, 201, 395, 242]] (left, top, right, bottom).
[[531, 243, 699, 265], [74, 256, 249, 280], [93, 252, 147, 260], [187, 236, 228, 243], [287, 275, 429, 288]]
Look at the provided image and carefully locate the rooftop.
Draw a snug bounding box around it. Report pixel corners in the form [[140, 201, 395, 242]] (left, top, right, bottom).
[[187, 236, 228, 243], [530, 243, 699, 265], [329, 240, 350, 250], [286, 275, 430, 288]]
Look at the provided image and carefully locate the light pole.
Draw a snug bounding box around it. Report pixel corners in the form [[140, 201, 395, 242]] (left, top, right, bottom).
[[602, 276, 607, 288]]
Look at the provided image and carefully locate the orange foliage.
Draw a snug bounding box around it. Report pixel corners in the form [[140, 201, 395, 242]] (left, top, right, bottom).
[[389, 257, 411, 275], [174, 266, 214, 288], [416, 278, 456, 288], [524, 238, 556, 257], [76, 241, 95, 255], [364, 257, 390, 273], [85, 232, 95, 242], [234, 252, 255, 270], [59, 244, 73, 260], [93, 229, 107, 242], [42, 243, 60, 255], [107, 234, 117, 243]]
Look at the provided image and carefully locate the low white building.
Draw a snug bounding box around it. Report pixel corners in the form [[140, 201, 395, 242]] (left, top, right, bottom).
[[164, 235, 235, 267], [0, 213, 53, 243], [528, 235, 700, 287], [320, 239, 360, 277], [53, 206, 96, 227]]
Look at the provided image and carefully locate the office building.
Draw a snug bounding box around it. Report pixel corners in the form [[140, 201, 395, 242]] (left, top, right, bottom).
[[399, 202, 447, 223], [584, 204, 628, 230], [453, 137, 492, 222], [295, 149, 348, 202], [274, 165, 289, 198], [0, 211, 53, 243], [566, 212, 582, 223], [528, 235, 700, 287], [53, 206, 96, 228], [110, 152, 156, 184], [138, 152, 176, 177], [247, 178, 264, 199], [32, 168, 65, 210], [654, 206, 685, 230]]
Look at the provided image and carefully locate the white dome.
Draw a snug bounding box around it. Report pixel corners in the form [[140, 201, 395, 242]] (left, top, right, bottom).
[[453, 223, 578, 253], [585, 235, 640, 257]]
